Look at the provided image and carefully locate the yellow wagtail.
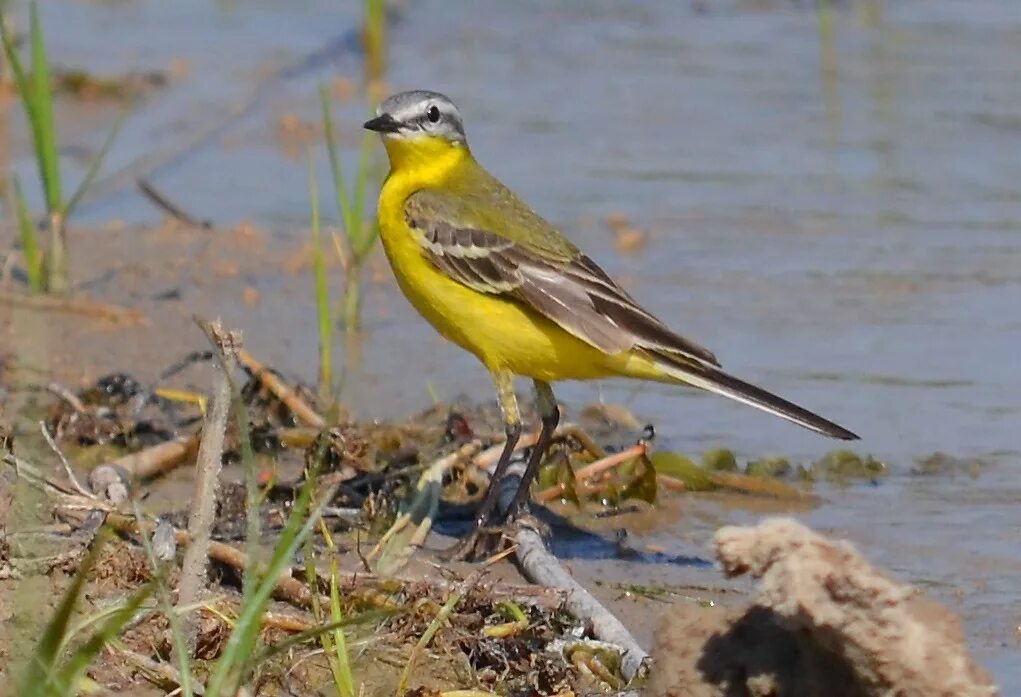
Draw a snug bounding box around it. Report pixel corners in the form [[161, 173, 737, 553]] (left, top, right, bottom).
[[364, 90, 858, 558]]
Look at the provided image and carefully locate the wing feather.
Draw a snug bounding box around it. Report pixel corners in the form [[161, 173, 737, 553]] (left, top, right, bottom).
[[405, 189, 720, 367]]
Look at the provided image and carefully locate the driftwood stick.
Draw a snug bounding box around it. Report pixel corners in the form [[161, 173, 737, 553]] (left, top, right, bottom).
[[178, 320, 239, 651], [235, 348, 325, 429], [469, 424, 651, 681], [110, 435, 199, 480], [514, 520, 649, 681], [260, 610, 315, 633], [55, 505, 316, 609]]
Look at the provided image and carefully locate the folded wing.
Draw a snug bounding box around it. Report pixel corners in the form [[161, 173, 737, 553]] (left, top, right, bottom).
[[405, 188, 720, 367]]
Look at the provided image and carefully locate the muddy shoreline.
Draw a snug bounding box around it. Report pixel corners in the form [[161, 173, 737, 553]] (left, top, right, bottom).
[[0, 220, 1006, 694]]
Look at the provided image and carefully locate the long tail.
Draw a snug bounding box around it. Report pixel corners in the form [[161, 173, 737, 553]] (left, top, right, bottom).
[[651, 352, 859, 441]]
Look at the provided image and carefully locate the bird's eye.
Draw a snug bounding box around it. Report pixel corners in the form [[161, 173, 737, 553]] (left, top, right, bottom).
[[427, 105, 441, 124]]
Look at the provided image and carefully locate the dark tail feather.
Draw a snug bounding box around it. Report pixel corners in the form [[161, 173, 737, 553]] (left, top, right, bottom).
[[652, 354, 859, 441]]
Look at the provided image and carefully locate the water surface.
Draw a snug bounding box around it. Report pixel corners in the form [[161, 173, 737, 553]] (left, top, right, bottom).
[[11, 0, 1020, 688]]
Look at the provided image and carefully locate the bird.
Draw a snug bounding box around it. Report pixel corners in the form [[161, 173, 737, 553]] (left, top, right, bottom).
[[364, 90, 858, 559]]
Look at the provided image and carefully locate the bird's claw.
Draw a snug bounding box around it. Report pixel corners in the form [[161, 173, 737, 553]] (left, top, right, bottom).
[[437, 524, 511, 562], [438, 506, 551, 562]]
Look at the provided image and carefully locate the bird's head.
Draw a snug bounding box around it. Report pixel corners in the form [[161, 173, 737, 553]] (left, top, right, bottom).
[[364, 90, 468, 168]]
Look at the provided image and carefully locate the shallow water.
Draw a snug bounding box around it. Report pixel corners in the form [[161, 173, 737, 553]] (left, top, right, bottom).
[[11, 0, 1021, 688]]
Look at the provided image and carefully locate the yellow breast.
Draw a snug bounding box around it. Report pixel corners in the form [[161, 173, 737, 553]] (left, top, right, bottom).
[[375, 137, 631, 382]]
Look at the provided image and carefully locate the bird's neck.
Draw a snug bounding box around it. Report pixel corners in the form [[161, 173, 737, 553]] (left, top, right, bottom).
[[383, 135, 470, 187]]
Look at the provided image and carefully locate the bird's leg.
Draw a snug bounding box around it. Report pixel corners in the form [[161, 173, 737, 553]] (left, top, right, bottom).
[[438, 369, 521, 561], [505, 380, 560, 520], [469, 408, 522, 529]]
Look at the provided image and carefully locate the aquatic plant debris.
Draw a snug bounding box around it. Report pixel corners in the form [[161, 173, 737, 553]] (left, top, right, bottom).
[[0, 338, 992, 695]]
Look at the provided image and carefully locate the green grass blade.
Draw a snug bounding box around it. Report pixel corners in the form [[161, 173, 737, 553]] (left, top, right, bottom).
[[0, 12, 32, 113], [319, 85, 354, 254], [205, 474, 335, 696], [18, 535, 105, 697], [249, 608, 393, 666], [350, 131, 375, 259], [341, 269, 361, 332], [63, 106, 129, 217], [0, 12, 29, 96], [0, 9, 46, 214], [304, 538, 346, 697], [327, 558, 356, 697], [133, 504, 194, 697], [397, 581, 467, 696], [309, 150, 332, 390], [303, 541, 325, 626], [28, 0, 62, 213], [50, 581, 155, 696], [354, 217, 379, 265], [12, 175, 45, 292], [363, 0, 386, 83]]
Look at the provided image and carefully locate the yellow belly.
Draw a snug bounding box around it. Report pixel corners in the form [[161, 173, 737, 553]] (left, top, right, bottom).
[[378, 190, 646, 382]]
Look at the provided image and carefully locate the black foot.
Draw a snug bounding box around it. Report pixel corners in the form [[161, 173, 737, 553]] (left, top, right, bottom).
[[513, 509, 551, 542], [437, 504, 552, 562], [437, 524, 511, 562]]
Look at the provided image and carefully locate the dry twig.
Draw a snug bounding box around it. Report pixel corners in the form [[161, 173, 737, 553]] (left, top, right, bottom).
[[535, 442, 647, 503], [110, 435, 200, 480], [136, 178, 212, 229], [39, 420, 95, 499], [235, 348, 325, 428], [514, 520, 649, 681], [46, 382, 88, 413], [178, 320, 240, 652]]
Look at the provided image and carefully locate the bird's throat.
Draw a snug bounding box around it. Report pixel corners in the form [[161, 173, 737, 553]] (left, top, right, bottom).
[[382, 135, 467, 183]]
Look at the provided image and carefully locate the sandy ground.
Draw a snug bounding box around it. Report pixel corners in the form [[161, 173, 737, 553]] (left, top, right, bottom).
[[649, 518, 998, 697]]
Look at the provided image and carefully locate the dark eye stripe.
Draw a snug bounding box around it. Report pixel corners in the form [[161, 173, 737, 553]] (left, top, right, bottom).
[[406, 113, 432, 129], [395, 104, 465, 140]]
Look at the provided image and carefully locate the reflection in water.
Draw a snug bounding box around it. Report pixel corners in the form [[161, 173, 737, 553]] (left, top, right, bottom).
[[817, 0, 843, 153]]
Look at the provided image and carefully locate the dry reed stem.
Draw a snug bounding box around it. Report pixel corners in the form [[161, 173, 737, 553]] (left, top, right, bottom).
[[111, 435, 200, 480], [708, 470, 813, 501], [534, 442, 647, 503], [235, 348, 325, 428], [178, 320, 240, 652]]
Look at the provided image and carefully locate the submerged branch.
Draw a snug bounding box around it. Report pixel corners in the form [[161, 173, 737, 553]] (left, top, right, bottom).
[[0, 290, 144, 323], [136, 178, 212, 228]]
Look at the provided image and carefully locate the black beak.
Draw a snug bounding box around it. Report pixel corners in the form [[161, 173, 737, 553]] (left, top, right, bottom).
[[363, 113, 401, 133]]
